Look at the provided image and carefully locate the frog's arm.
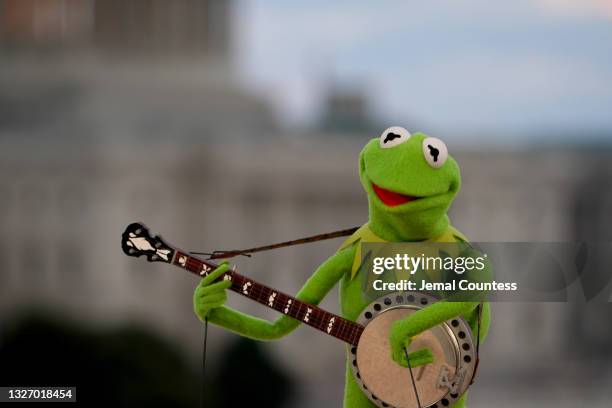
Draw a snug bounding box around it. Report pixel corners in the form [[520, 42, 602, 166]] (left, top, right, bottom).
[[392, 301, 479, 342], [389, 301, 480, 368], [390, 253, 492, 366], [207, 244, 355, 341]]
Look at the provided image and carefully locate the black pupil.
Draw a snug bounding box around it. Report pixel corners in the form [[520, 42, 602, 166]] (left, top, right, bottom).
[[427, 144, 439, 162], [383, 132, 401, 144]]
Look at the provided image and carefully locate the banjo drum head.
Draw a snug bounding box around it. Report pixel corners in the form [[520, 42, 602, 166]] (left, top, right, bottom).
[[349, 291, 476, 408]]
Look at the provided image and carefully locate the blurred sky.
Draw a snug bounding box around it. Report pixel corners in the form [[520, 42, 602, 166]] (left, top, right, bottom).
[[233, 0, 612, 141]]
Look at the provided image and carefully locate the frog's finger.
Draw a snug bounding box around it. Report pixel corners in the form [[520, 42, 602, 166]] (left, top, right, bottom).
[[407, 348, 434, 367], [198, 280, 232, 296], [200, 262, 230, 286], [199, 298, 227, 312], [200, 292, 227, 306]]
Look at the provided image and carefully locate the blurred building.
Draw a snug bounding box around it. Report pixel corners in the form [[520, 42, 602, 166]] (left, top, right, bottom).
[[0, 0, 93, 48], [93, 0, 230, 58], [319, 86, 378, 134], [0, 0, 229, 57], [0, 0, 275, 141]]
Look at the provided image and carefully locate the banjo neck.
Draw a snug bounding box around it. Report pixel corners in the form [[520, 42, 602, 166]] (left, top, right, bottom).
[[173, 249, 364, 346], [122, 223, 364, 347]]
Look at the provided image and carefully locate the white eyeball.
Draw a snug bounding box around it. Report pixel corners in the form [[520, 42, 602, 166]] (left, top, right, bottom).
[[422, 137, 448, 168], [379, 126, 411, 148]]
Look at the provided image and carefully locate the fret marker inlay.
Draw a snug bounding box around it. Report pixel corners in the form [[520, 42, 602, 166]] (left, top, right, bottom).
[[242, 281, 252, 295], [327, 317, 335, 333], [178, 255, 187, 267], [268, 292, 277, 307], [200, 264, 211, 276], [304, 307, 312, 322], [284, 299, 292, 314]]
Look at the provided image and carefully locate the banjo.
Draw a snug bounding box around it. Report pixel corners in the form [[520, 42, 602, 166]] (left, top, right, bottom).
[[121, 222, 478, 408]]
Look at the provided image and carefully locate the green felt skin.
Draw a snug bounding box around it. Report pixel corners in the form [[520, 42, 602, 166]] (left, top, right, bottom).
[[194, 131, 491, 408]]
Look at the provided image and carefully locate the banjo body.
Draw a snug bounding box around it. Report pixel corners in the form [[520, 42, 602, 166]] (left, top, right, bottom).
[[351, 292, 476, 408], [121, 223, 477, 408]]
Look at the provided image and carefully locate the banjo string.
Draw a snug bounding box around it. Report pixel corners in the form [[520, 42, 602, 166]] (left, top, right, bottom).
[[200, 317, 209, 408], [470, 301, 484, 385], [476, 302, 482, 355], [404, 347, 423, 408]]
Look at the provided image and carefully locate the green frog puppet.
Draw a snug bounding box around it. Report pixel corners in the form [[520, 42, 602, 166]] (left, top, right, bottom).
[[193, 126, 491, 407]]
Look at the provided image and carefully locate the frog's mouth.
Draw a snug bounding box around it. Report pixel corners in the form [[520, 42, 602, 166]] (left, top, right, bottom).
[[372, 183, 419, 207]]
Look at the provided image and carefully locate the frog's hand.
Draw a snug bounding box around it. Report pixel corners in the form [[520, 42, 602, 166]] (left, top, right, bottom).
[[206, 245, 355, 341], [403, 347, 434, 368], [389, 301, 479, 368], [194, 262, 232, 321]]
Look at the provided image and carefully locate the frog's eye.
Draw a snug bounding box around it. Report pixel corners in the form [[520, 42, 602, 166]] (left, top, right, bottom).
[[379, 126, 411, 148], [422, 137, 448, 168]]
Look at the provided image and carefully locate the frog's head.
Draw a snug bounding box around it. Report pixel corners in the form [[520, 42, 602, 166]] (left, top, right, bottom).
[[359, 126, 461, 241]]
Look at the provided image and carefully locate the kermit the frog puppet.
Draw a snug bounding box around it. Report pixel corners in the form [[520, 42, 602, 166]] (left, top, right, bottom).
[[194, 126, 491, 408]]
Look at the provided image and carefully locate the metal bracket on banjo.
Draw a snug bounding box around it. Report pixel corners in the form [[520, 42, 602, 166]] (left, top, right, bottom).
[[437, 365, 467, 394]]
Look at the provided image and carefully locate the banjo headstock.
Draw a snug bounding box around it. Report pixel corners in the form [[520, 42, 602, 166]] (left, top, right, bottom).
[[121, 222, 175, 263]]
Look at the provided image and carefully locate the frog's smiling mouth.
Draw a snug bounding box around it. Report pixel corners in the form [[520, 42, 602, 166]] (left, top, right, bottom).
[[371, 183, 420, 207]]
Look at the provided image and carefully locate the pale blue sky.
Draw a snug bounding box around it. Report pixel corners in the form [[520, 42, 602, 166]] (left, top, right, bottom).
[[233, 0, 612, 142]]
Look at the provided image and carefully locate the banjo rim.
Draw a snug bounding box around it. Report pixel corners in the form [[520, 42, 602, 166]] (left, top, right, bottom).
[[349, 291, 476, 408]]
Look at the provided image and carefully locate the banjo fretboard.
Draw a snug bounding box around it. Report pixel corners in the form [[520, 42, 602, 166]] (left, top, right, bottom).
[[172, 250, 364, 346]]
